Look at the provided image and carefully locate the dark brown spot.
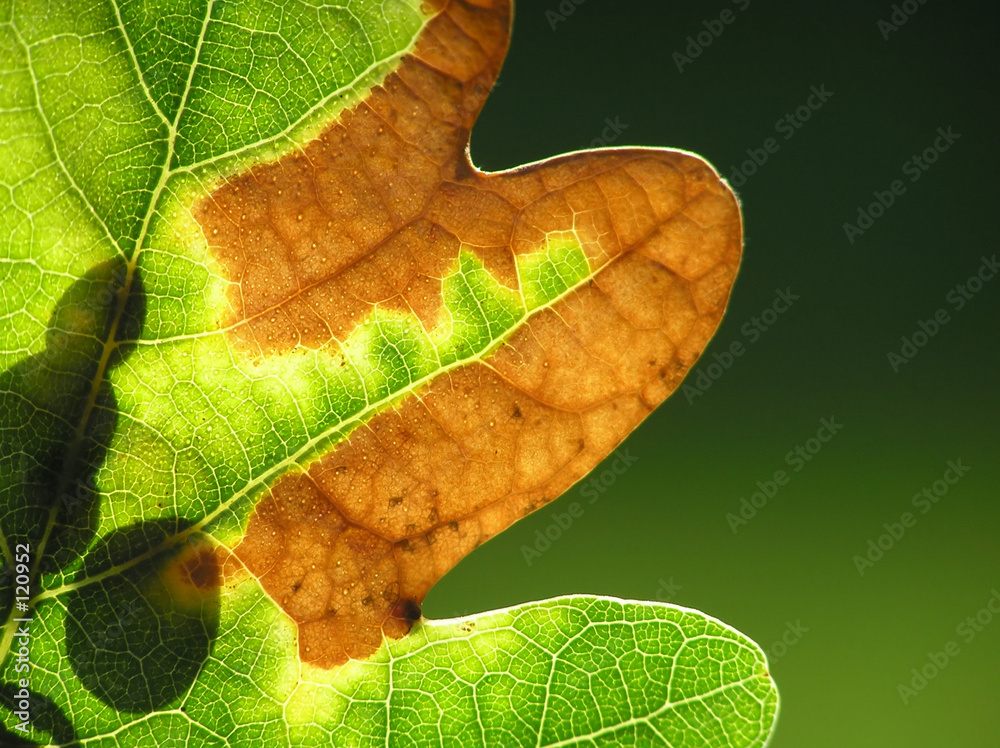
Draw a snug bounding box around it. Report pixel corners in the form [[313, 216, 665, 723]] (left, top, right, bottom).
[[391, 598, 422, 625], [181, 548, 221, 590]]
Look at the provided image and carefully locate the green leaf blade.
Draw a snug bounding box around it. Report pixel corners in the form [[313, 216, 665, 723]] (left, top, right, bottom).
[[314, 596, 778, 747]]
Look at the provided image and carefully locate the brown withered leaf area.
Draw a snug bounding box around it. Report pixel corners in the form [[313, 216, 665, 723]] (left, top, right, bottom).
[[196, 0, 742, 667]]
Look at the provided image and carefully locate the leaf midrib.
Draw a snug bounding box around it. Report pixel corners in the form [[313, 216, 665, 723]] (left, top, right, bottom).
[[0, 0, 215, 676], [30, 231, 611, 605], [2, 1, 438, 670]]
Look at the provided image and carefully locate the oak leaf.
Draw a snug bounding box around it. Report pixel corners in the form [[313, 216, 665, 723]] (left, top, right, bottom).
[[196, 0, 743, 667], [0, 0, 771, 745]]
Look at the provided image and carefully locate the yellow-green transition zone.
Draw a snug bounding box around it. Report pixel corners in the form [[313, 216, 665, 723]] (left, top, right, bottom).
[[102, 236, 593, 551], [0, 0, 428, 370]]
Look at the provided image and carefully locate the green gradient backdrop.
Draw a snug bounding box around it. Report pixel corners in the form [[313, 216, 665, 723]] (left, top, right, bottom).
[[423, 1, 1000, 745]]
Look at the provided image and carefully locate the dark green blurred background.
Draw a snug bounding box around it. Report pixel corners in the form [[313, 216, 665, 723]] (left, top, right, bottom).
[[423, 1, 1000, 745]]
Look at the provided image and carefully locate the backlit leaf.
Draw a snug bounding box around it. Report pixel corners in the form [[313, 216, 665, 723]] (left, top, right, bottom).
[[1, 0, 774, 744]]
